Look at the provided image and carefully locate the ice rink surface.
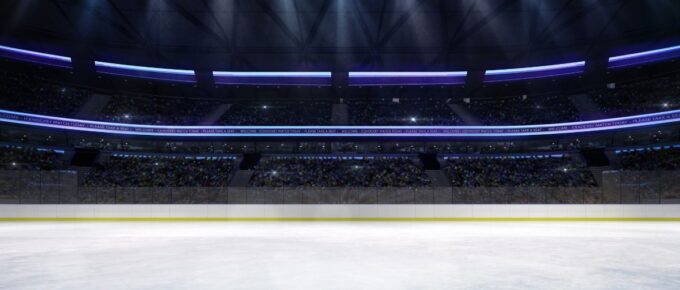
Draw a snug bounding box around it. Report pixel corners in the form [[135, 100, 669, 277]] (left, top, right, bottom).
[[1, 222, 680, 290]]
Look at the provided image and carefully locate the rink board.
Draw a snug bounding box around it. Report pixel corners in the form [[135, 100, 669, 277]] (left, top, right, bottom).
[[1, 204, 680, 220]]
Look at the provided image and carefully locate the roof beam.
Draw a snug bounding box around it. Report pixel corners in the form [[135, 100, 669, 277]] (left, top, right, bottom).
[[584, 0, 629, 55], [305, 0, 333, 46], [230, 0, 242, 67], [255, 0, 303, 47], [448, 0, 517, 46], [377, 0, 426, 46], [200, 0, 234, 52], [165, 0, 232, 50], [350, 0, 380, 66]]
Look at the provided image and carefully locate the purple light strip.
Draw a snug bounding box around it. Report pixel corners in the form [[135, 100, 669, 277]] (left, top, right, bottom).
[[213, 71, 332, 86], [348, 71, 467, 86], [484, 61, 585, 83], [349, 72, 468, 77], [94, 61, 197, 83], [608, 45, 680, 69], [0, 109, 679, 138], [0, 44, 71, 68]]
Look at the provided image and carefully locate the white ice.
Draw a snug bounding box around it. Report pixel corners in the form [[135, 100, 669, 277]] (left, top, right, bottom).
[[1, 222, 680, 290]]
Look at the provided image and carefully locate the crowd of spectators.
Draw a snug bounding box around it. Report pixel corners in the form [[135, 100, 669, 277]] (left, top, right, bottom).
[[3, 67, 680, 127], [618, 148, 680, 170], [463, 95, 581, 125], [249, 156, 431, 187], [4, 64, 680, 127], [0, 145, 64, 170], [443, 156, 597, 187], [591, 73, 680, 117], [100, 95, 218, 125], [82, 156, 234, 187], [349, 98, 462, 125], [219, 101, 331, 125], [0, 70, 87, 116]]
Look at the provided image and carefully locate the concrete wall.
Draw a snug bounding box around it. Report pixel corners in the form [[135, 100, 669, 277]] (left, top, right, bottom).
[[1, 204, 679, 219]]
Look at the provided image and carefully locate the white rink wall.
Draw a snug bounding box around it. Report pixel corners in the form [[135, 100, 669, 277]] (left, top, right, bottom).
[[1, 204, 680, 218]]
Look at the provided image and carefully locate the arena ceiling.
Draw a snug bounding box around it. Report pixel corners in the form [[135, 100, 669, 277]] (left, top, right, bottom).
[[0, 0, 679, 71]]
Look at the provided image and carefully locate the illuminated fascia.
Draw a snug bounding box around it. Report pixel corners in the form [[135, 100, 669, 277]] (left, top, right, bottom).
[[484, 61, 585, 83], [94, 61, 196, 82], [348, 71, 467, 86], [1, 109, 680, 138], [608, 45, 680, 68], [0, 44, 71, 68]]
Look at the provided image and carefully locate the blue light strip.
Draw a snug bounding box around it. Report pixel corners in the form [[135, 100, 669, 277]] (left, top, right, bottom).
[[613, 143, 680, 154], [213, 71, 331, 77], [213, 71, 332, 86], [1, 109, 679, 138], [484, 61, 585, 83], [608, 45, 680, 69], [442, 152, 566, 160], [94, 61, 196, 83], [485, 61, 585, 75], [348, 71, 468, 86], [349, 72, 467, 77], [0, 44, 71, 68]]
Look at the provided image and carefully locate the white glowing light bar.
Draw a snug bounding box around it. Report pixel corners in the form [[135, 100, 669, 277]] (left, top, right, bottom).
[[94, 61, 196, 82], [609, 45, 680, 62], [484, 61, 585, 83], [212, 71, 332, 85], [0, 44, 71, 67], [485, 61, 585, 75], [95, 61, 195, 75], [349, 71, 468, 77], [348, 71, 468, 86], [213, 71, 331, 77], [608, 44, 680, 68]]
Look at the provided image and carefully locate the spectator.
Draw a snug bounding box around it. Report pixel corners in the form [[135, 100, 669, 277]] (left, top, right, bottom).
[[591, 73, 680, 117], [0, 70, 87, 116], [349, 97, 462, 125], [100, 95, 218, 125], [0, 145, 64, 170], [463, 95, 581, 125], [250, 156, 431, 187], [443, 156, 597, 187], [82, 156, 234, 187], [219, 101, 332, 125], [618, 147, 680, 170]]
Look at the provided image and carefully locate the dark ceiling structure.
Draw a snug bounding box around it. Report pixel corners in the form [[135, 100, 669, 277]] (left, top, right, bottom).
[[0, 0, 679, 71]]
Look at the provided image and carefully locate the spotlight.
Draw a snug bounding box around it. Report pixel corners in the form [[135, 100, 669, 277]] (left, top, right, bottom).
[[262, 105, 268, 109], [410, 117, 417, 123], [272, 171, 278, 175], [663, 103, 669, 108]]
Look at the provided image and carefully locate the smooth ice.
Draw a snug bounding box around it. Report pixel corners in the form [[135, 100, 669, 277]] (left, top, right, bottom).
[[1, 222, 680, 290]]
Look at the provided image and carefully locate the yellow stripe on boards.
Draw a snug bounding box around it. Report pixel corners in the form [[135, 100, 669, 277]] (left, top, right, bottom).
[[0, 217, 679, 222]]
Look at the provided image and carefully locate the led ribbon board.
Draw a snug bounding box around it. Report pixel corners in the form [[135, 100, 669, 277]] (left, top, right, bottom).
[[0, 45, 71, 68], [94, 61, 196, 83], [213, 71, 331, 86], [484, 61, 585, 83], [348, 71, 468, 86], [608, 45, 680, 69], [1, 109, 680, 138]]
